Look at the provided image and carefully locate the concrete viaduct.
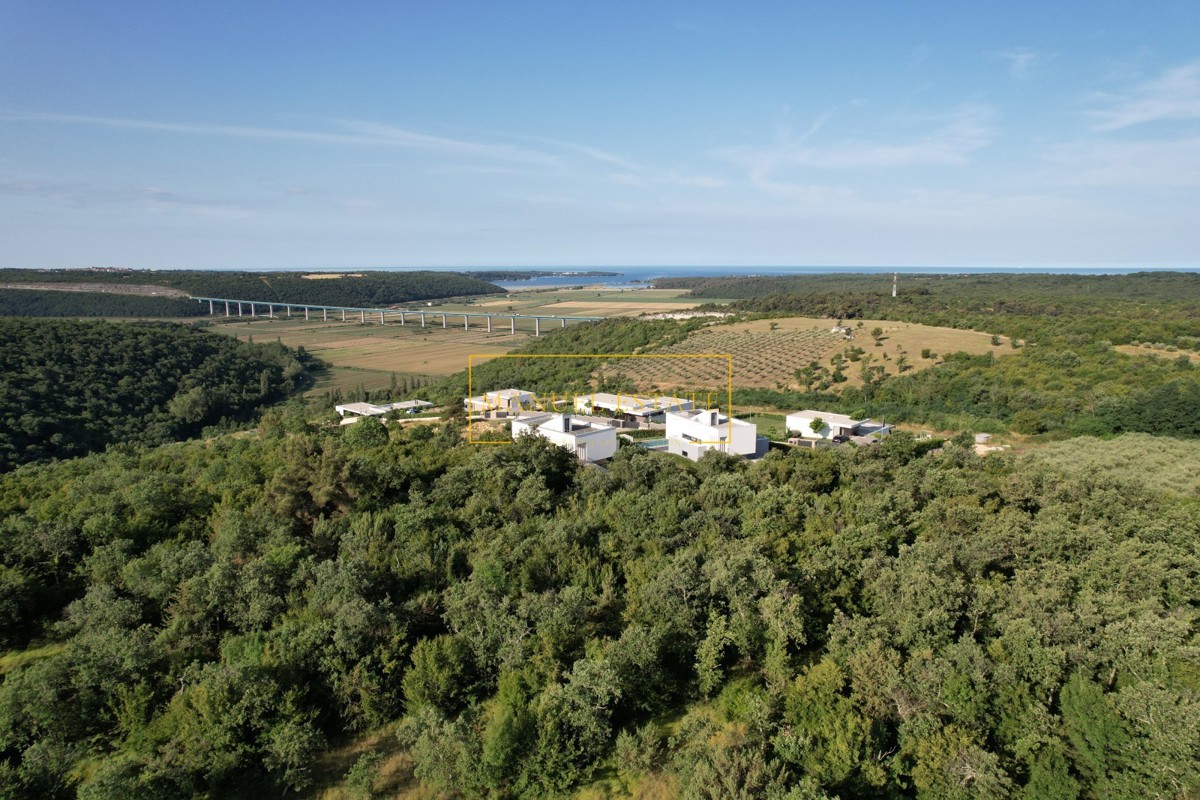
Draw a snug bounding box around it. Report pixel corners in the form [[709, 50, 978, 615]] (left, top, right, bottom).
[[191, 296, 601, 336]]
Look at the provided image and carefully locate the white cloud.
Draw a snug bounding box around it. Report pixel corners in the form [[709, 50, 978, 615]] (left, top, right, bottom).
[[997, 47, 1045, 79], [716, 106, 996, 193], [673, 174, 727, 188], [1089, 62, 1200, 130], [1044, 136, 1200, 188]]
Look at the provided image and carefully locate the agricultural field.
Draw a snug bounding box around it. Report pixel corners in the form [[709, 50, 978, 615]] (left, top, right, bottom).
[[439, 286, 704, 317], [210, 316, 520, 396], [618, 315, 1012, 391]]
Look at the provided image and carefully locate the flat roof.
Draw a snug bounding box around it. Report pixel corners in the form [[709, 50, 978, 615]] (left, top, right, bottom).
[[788, 409, 866, 428], [391, 399, 433, 410], [579, 393, 692, 414], [513, 412, 617, 438], [667, 409, 754, 428], [335, 402, 385, 415]]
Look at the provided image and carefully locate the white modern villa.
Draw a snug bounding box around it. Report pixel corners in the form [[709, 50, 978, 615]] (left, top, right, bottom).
[[464, 388, 538, 416], [786, 409, 892, 440], [573, 392, 693, 424], [511, 412, 618, 462], [335, 399, 434, 424], [664, 408, 758, 461]]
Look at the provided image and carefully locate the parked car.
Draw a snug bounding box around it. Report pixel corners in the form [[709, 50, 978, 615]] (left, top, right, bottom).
[[831, 434, 851, 444]]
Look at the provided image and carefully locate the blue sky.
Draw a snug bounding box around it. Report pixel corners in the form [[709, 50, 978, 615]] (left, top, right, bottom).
[[2, 1, 1199, 269]]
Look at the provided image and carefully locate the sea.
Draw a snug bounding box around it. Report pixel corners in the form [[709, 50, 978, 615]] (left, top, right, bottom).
[[474, 265, 1195, 291], [249, 264, 1197, 291]]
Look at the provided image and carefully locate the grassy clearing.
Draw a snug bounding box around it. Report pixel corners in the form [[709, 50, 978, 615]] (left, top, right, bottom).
[[1116, 344, 1200, 363], [305, 724, 422, 800], [0, 642, 66, 676]]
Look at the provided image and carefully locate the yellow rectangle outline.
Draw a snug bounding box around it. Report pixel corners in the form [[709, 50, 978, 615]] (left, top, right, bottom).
[[467, 353, 734, 445]]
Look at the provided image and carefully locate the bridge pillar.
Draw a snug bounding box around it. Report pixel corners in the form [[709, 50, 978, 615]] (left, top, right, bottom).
[[287, 306, 291, 318], [304, 307, 309, 321], [420, 312, 426, 326], [380, 311, 385, 325], [400, 311, 405, 325], [225, 301, 230, 317], [208, 300, 214, 314], [238, 303, 243, 317], [511, 317, 515, 334], [464, 315, 469, 330], [487, 316, 492, 333], [534, 318, 540, 336], [341, 309, 346, 322], [561, 318, 566, 328], [250, 303, 256, 317], [360, 310, 365, 324], [322, 308, 327, 322], [441, 314, 446, 328]]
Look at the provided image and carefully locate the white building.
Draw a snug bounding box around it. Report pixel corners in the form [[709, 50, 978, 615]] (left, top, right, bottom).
[[335, 399, 434, 424], [785, 409, 890, 440], [464, 388, 538, 416], [511, 412, 618, 462], [573, 392, 693, 423], [665, 408, 758, 461]]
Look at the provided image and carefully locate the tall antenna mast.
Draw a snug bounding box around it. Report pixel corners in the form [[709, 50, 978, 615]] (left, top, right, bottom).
[[892, 272, 898, 298]]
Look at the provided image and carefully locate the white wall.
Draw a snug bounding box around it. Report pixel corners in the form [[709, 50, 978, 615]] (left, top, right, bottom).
[[511, 419, 617, 461], [666, 411, 756, 458], [786, 412, 836, 439]]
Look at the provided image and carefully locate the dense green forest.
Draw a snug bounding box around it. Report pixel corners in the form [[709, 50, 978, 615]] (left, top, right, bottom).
[[0, 289, 206, 318], [0, 269, 503, 307], [657, 272, 1200, 346], [0, 419, 1196, 798], [0, 319, 308, 471]]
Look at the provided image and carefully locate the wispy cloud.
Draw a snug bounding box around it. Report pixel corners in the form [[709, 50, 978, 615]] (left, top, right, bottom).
[[0, 110, 561, 166], [995, 47, 1048, 79], [673, 174, 727, 188], [514, 133, 643, 174], [1044, 136, 1200, 188], [1089, 62, 1200, 130], [716, 106, 996, 191], [0, 177, 258, 219]]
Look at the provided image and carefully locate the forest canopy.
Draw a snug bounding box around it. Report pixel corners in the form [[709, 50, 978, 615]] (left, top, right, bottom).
[[0, 318, 309, 471], [0, 421, 1196, 798]]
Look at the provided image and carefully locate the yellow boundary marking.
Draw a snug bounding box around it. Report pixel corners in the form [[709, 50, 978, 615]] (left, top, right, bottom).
[[468, 353, 734, 444]]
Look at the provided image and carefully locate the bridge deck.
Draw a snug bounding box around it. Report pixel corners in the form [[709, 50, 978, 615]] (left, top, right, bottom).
[[190, 296, 602, 322]]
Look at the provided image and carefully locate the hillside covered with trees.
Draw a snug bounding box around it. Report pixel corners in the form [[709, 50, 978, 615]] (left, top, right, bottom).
[[0, 269, 503, 310], [0, 421, 1196, 798], [0, 319, 308, 471], [0, 288, 206, 319]]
